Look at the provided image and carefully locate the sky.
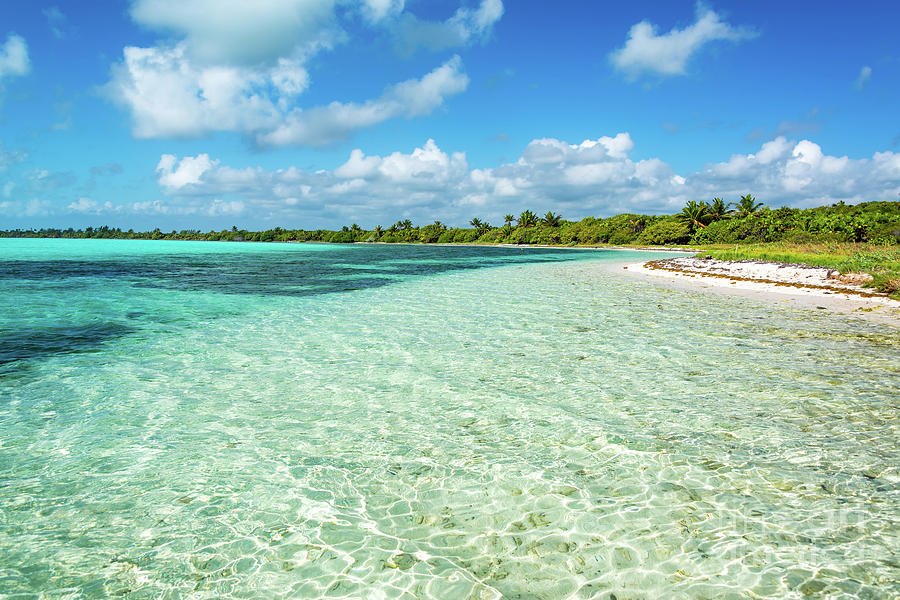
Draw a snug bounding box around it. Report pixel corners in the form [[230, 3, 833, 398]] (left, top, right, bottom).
[[0, 0, 898, 231]]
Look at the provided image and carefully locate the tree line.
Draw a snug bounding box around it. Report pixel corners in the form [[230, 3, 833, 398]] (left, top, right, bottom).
[[2, 199, 898, 246]]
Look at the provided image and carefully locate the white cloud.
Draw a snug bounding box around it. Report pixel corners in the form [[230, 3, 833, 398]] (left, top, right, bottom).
[[0, 33, 30, 80], [700, 137, 900, 206], [359, 138, 468, 183], [129, 0, 339, 65], [67, 197, 117, 214], [334, 149, 381, 179], [0, 198, 51, 217], [108, 0, 474, 146], [144, 136, 900, 226], [754, 137, 792, 164], [855, 65, 871, 90], [68, 197, 99, 212], [610, 5, 755, 80], [207, 199, 245, 216], [156, 153, 219, 190], [107, 44, 285, 138], [395, 0, 504, 54], [258, 56, 468, 147], [111, 45, 465, 146], [360, 0, 405, 24]]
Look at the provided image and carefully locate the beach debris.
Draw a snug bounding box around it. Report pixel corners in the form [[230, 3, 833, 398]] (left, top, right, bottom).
[[642, 257, 889, 298]]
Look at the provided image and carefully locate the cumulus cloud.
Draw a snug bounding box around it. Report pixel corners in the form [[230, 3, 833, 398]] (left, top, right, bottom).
[[111, 51, 467, 145], [610, 5, 755, 80], [10, 135, 896, 224], [129, 0, 339, 65], [0, 198, 52, 218], [337, 138, 469, 183], [258, 56, 468, 147], [699, 137, 900, 205], [855, 65, 871, 90], [107, 43, 287, 138], [156, 153, 219, 190], [0, 33, 30, 80], [107, 0, 496, 145], [67, 197, 118, 214], [395, 0, 504, 54], [142, 135, 900, 226]]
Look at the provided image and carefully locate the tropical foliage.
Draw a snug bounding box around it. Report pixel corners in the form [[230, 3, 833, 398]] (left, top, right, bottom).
[[542, 211, 562, 227], [3, 199, 898, 249], [708, 198, 729, 221], [677, 200, 709, 232], [734, 194, 764, 217], [518, 210, 539, 228]]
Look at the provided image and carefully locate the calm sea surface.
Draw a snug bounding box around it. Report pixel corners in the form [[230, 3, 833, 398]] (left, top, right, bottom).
[[0, 239, 897, 599]]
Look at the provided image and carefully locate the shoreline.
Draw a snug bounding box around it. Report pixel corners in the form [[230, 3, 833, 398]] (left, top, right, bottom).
[[616, 256, 900, 328], [1, 237, 698, 253], [353, 241, 698, 252]]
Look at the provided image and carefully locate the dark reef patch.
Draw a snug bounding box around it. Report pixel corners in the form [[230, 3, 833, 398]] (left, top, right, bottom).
[[0, 323, 135, 369], [0, 245, 603, 298]]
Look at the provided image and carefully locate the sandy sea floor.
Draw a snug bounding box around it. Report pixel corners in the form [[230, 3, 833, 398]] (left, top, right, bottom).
[[1, 240, 898, 599]]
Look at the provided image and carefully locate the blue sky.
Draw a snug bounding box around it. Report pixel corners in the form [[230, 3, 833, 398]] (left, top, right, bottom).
[[1, 0, 898, 230]]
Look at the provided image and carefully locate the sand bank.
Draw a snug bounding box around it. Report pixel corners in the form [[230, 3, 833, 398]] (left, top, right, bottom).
[[618, 256, 900, 328]]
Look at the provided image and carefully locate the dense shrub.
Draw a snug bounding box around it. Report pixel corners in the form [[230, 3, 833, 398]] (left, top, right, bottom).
[[437, 229, 456, 244], [637, 219, 691, 245], [477, 229, 506, 243], [453, 229, 481, 243]]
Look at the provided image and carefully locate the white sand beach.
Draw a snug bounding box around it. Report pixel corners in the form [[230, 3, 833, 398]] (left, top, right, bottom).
[[619, 256, 900, 327]]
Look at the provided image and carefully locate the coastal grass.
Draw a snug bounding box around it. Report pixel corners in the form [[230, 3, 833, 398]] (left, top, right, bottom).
[[699, 242, 900, 299]]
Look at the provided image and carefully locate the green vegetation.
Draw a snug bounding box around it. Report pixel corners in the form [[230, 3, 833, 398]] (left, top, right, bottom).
[[677, 200, 710, 233], [734, 194, 765, 218], [5, 199, 896, 247], [2, 198, 898, 295], [701, 243, 900, 299]]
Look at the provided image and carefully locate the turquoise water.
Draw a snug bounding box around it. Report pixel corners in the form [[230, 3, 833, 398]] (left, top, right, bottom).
[[0, 239, 898, 599]]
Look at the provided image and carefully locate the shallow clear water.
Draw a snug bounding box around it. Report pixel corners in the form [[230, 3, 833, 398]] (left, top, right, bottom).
[[0, 239, 898, 599]]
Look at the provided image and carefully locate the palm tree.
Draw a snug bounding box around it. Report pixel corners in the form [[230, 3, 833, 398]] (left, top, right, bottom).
[[542, 211, 562, 227], [504, 214, 515, 228], [374, 225, 383, 236], [469, 217, 483, 229], [518, 210, 538, 227], [677, 200, 709, 231], [734, 194, 764, 218], [708, 197, 729, 221], [402, 219, 413, 230]]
